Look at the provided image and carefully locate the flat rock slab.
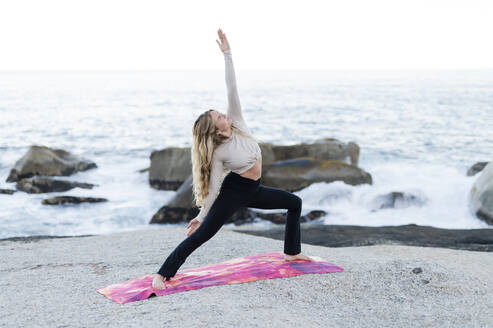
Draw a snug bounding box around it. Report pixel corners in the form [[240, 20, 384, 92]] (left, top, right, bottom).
[[234, 223, 493, 252], [1, 226, 492, 327]]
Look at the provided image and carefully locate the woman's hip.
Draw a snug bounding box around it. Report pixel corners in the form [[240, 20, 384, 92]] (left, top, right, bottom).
[[221, 170, 261, 192]]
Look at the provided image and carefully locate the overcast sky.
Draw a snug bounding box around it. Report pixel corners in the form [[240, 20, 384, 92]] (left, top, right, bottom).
[[0, 0, 491, 70]]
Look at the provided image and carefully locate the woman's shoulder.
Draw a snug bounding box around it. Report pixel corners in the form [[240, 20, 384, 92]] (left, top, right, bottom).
[[214, 143, 228, 159]]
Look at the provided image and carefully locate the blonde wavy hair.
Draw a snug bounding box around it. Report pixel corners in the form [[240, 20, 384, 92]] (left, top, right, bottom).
[[191, 109, 259, 209]]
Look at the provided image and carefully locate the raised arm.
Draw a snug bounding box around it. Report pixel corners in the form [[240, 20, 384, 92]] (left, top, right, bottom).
[[216, 28, 248, 131], [223, 50, 247, 127], [195, 153, 224, 223]]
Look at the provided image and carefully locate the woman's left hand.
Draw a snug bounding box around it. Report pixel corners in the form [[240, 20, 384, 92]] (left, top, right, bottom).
[[186, 219, 201, 237]]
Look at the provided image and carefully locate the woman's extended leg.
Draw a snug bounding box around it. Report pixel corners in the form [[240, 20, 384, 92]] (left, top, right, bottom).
[[245, 185, 302, 255], [156, 186, 247, 279]]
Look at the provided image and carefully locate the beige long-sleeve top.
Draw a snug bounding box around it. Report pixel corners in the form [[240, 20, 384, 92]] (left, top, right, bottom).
[[195, 50, 262, 222]]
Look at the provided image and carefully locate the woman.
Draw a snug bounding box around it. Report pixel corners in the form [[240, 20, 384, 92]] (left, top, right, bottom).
[[152, 28, 312, 290]]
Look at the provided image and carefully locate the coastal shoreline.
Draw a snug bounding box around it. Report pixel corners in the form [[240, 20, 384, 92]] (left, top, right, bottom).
[[3, 222, 492, 252], [1, 225, 491, 327]]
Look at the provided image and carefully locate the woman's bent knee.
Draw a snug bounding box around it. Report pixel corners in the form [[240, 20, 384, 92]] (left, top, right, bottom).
[[291, 195, 302, 211]]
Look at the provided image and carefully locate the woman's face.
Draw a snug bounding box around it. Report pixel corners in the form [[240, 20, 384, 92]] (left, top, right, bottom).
[[209, 110, 232, 132]]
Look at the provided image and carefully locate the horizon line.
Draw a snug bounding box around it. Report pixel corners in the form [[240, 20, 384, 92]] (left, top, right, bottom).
[[1, 67, 493, 72]]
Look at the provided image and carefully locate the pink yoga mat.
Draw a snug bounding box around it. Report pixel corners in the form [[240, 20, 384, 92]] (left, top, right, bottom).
[[97, 251, 344, 304]]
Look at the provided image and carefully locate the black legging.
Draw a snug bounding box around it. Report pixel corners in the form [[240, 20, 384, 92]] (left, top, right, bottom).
[[156, 171, 302, 279]]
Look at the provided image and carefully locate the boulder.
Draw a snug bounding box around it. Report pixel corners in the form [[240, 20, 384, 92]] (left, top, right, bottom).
[[467, 161, 489, 176], [149, 147, 193, 190], [469, 162, 493, 225], [149, 144, 274, 191], [149, 170, 334, 225], [16, 177, 95, 194], [6, 145, 97, 182], [273, 137, 359, 165], [0, 189, 16, 195], [150, 175, 225, 224], [150, 205, 252, 225], [369, 191, 428, 211], [247, 209, 327, 225], [149, 138, 361, 190], [42, 196, 107, 205], [262, 157, 372, 191]]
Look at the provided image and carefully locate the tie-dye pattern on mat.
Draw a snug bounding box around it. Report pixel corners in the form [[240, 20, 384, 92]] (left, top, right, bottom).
[[97, 251, 344, 304]]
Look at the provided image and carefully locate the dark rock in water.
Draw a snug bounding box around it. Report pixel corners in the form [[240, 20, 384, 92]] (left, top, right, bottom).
[[302, 210, 328, 221], [467, 162, 489, 176], [0, 188, 16, 195], [165, 175, 199, 208], [475, 209, 493, 226], [6, 145, 97, 182], [0, 234, 94, 243], [233, 224, 493, 252], [272, 138, 360, 166], [251, 209, 327, 224], [150, 205, 251, 224], [412, 267, 423, 274], [41, 196, 107, 205], [138, 167, 150, 173], [149, 147, 193, 190], [262, 157, 372, 192], [150, 175, 202, 224], [149, 172, 327, 225], [469, 162, 493, 225], [16, 176, 95, 193], [149, 138, 363, 191], [369, 191, 427, 211], [150, 205, 200, 224]]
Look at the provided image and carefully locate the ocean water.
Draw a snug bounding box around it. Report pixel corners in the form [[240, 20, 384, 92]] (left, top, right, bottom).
[[0, 69, 492, 239]]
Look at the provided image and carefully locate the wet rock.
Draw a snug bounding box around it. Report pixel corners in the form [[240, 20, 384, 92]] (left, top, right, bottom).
[[249, 209, 327, 224], [0, 234, 94, 243], [469, 161, 493, 225], [272, 138, 360, 165], [412, 267, 423, 274], [234, 223, 493, 252], [150, 175, 205, 224], [369, 191, 428, 211], [149, 144, 273, 191], [262, 157, 372, 191], [149, 138, 363, 191], [41, 196, 107, 205], [6, 145, 97, 182], [0, 189, 16, 195], [149, 147, 192, 190], [467, 161, 489, 176], [165, 175, 200, 208], [138, 167, 150, 173], [150, 206, 199, 224], [16, 176, 95, 193], [150, 204, 250, 224], [150, 175, 220, 224], [148, 172, 330, 225]]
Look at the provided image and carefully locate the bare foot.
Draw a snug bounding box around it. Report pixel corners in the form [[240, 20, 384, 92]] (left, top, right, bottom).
[[284, 252, 314, 261], [152, 274, 167, 290]]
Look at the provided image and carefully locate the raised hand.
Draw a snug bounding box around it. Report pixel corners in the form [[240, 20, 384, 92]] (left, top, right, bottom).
[[216, 28, 231, 52]]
